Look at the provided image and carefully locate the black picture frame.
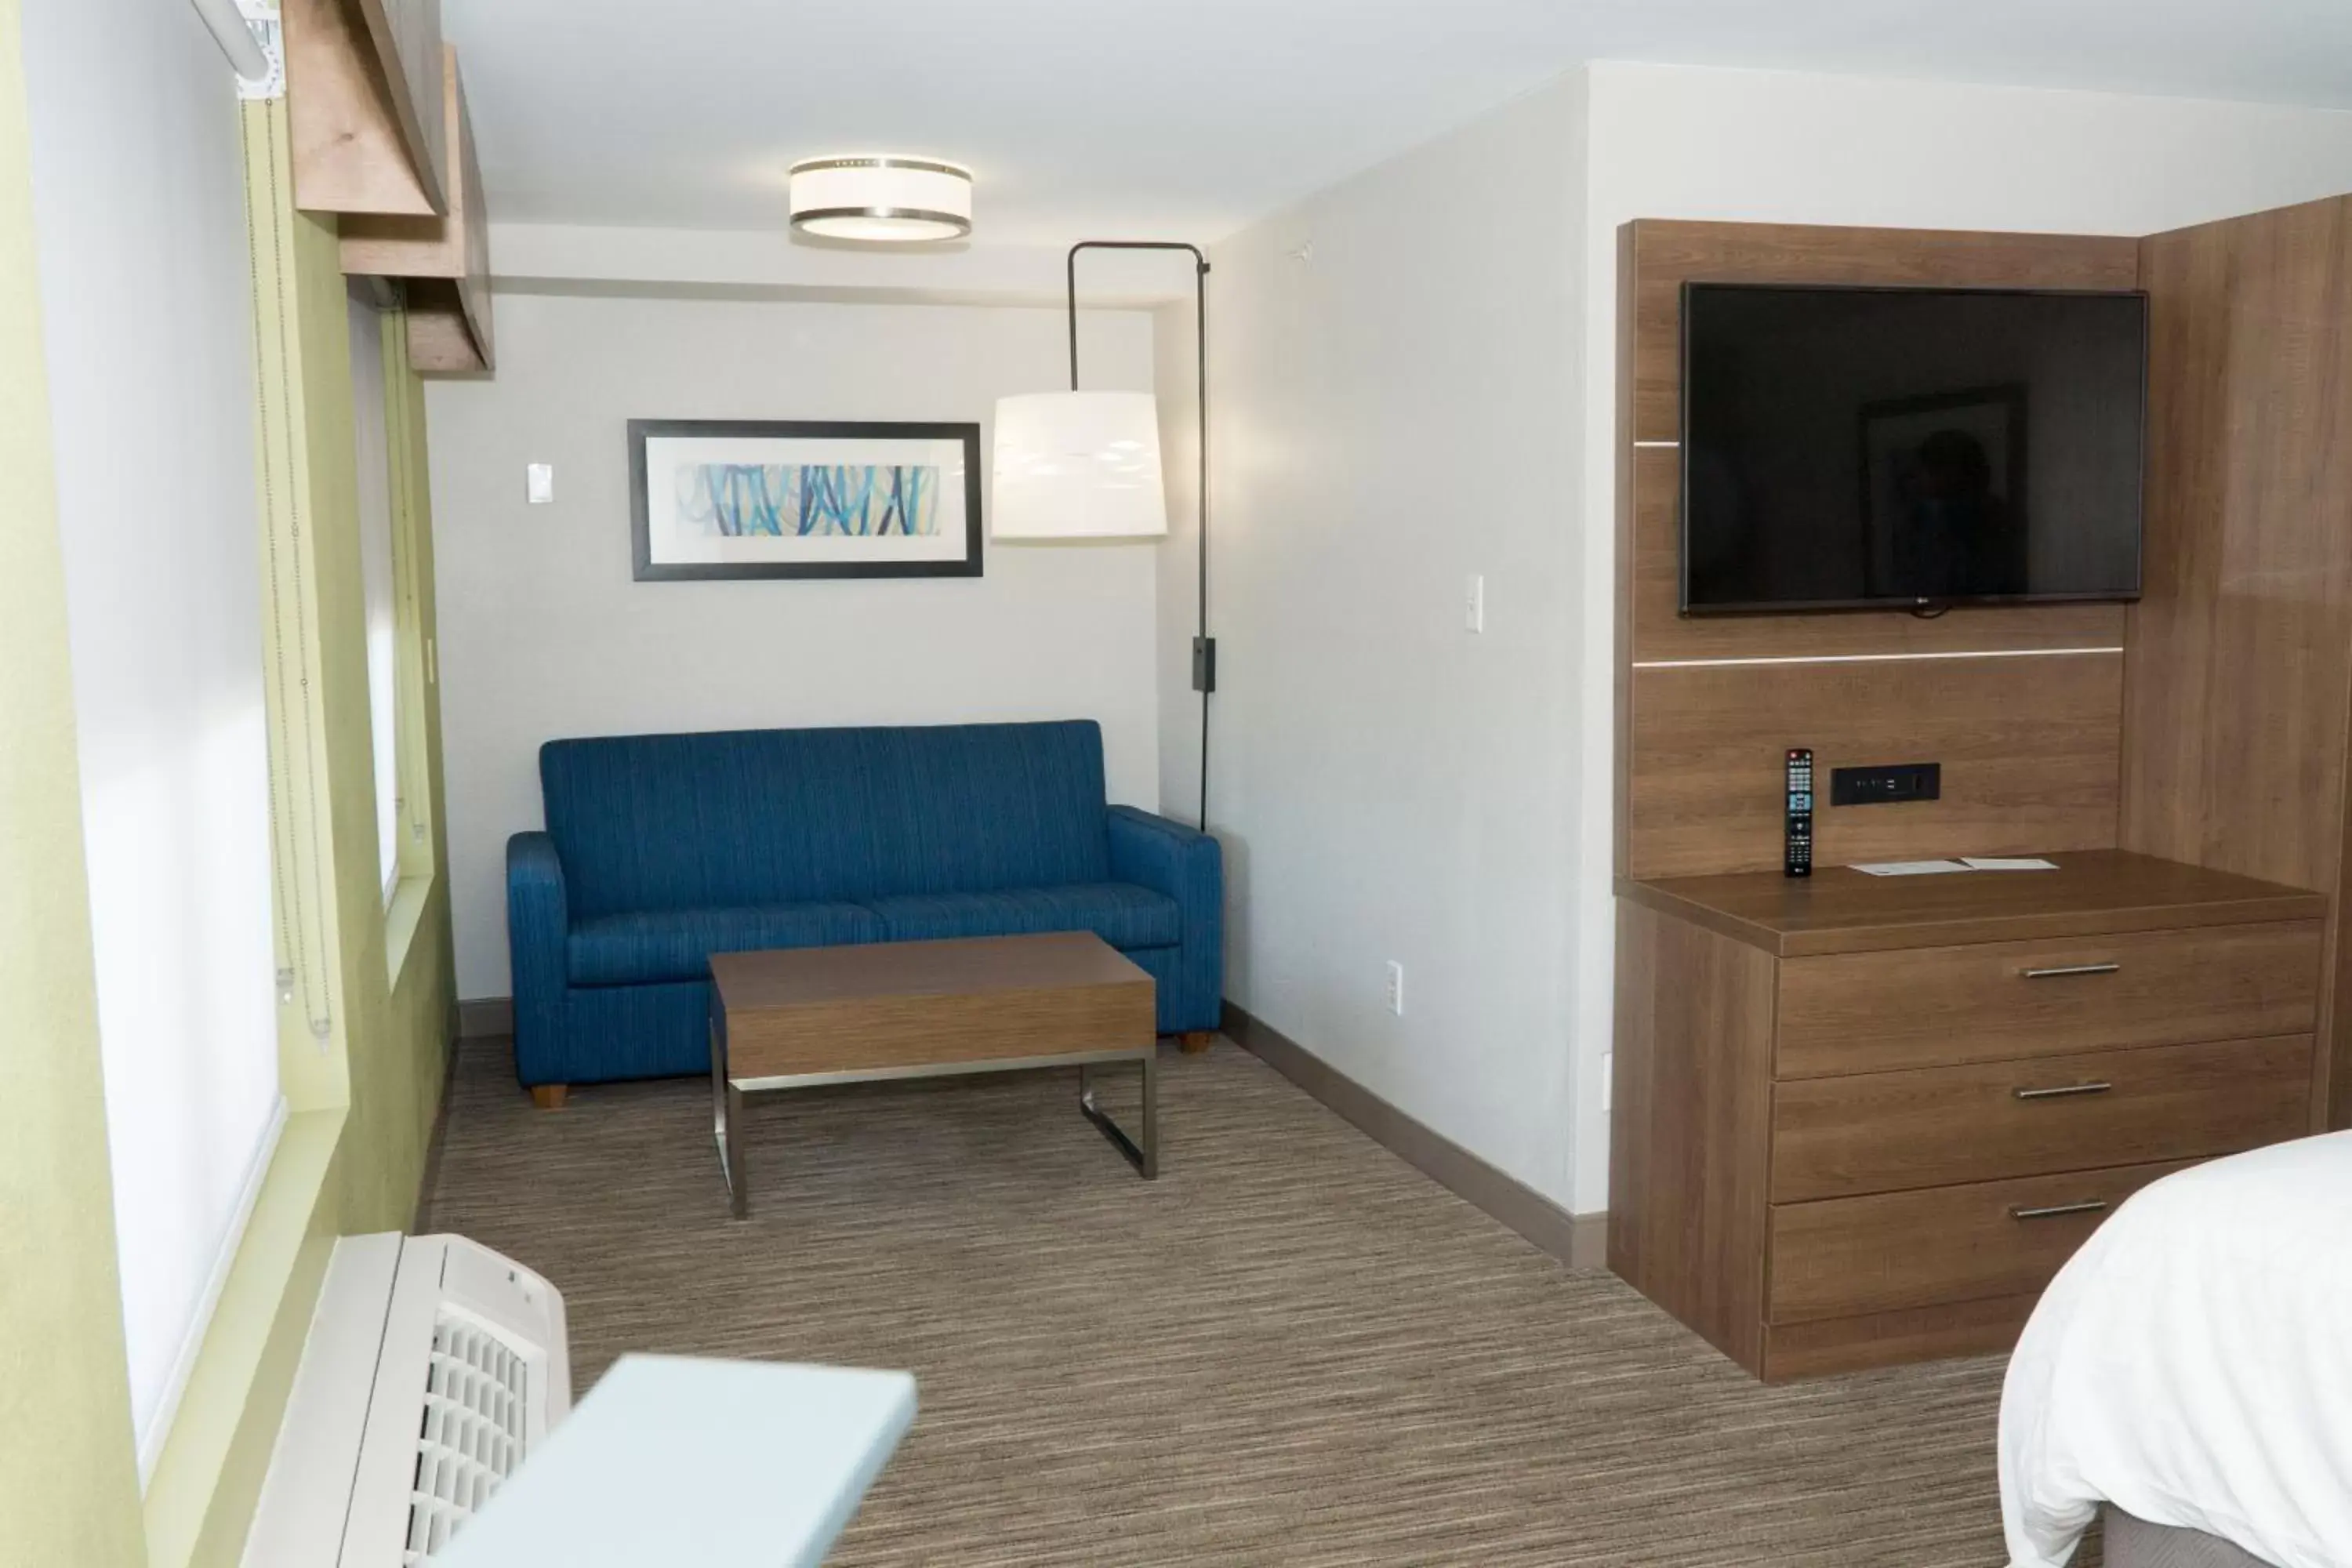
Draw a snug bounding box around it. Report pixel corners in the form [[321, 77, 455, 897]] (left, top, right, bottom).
[[628, 418, 985, 582]]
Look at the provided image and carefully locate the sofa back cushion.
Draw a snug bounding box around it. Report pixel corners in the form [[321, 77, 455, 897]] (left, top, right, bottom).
[[539, 720, 1112, 918]]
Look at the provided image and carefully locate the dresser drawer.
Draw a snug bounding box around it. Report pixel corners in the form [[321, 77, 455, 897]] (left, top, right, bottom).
[[1775, 920, 2320, 1079], [1770, 1035, 2311, 1201], [1766, 1159, 2193, 1323]]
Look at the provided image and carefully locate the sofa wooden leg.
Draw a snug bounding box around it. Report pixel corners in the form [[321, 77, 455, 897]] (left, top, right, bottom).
[[530, 1083, 569, 1110], [1179, 1031, 1214, 1054]]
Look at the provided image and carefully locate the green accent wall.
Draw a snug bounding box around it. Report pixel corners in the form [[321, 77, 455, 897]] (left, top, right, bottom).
[[0, 38, 460, 1565]]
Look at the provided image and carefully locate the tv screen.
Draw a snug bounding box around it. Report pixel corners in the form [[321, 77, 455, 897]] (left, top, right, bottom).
[[1679, 283, 2147, 614]]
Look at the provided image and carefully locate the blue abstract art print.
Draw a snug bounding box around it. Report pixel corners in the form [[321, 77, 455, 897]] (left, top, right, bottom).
[[681, 463, 942, 539], [630, 419, 983, 580]]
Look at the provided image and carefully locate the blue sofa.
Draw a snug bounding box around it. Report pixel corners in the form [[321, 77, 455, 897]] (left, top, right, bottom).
[[505, 720, 1221, 1090]]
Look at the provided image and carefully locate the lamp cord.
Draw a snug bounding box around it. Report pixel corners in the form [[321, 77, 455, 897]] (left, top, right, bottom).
[[1065, 241, 1212, 834]]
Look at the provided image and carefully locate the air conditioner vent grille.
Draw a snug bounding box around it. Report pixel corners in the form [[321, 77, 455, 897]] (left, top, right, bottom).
[[403, 1313, 532, 1565]]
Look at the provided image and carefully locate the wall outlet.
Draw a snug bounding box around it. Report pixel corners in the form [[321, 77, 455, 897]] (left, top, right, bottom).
[[1465, 573, 1484, 633], [1384, 960, 1404, 1015], [526, 462, 554, 504]]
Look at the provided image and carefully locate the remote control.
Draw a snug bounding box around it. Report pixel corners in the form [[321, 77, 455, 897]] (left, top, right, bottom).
[[1785, 748, 1814, 877]]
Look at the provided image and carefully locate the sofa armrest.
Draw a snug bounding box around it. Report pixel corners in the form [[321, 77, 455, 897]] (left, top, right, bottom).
[[1106, 806, 1223, 1032], [1107, 805, 1217, 905], [506, 832, 570, 1082]]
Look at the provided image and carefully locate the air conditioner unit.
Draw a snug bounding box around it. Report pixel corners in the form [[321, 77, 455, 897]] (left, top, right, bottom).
[[243, 1233, 571, 1568]]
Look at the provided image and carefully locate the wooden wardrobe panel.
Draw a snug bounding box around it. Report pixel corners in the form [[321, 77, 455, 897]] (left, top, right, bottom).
[[1626, 652, 2124, 880], [1608, 902, 1777, 1376], [2122, 195, 2352, 1126]]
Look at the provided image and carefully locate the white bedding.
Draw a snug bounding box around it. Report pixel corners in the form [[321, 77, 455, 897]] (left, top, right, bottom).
[[1999, 1131, 2352, 1568]]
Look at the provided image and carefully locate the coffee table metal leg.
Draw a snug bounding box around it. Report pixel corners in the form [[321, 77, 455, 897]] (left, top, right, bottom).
[[724, 1083, 748, 1218], [711, 1007, 750, 1219], [1140, 1044, 1157, 1176], [1079, 1047, 1158, 1180]]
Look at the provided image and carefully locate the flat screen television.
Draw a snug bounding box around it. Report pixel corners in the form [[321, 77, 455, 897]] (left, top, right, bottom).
[[1679, 282, 2147, 614]]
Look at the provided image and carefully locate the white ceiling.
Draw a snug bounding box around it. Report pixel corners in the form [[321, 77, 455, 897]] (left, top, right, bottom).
[[446, 0, 2352, 245]]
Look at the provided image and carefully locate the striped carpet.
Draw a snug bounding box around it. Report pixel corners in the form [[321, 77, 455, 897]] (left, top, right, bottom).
[[421, 1036, 2058, 1566]]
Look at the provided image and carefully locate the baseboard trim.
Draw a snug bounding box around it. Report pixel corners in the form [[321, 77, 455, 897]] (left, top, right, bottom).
[[1222, 1002, 1607, 1272], [456, 996, 514, 1040]]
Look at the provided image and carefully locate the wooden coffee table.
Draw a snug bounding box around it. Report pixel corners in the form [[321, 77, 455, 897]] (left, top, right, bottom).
[[707, 931, 1158, 1217]]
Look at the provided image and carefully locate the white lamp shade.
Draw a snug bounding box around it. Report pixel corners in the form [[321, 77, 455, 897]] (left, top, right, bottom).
[[991, 392, 1169, 539], [789, 156, 972, 242]]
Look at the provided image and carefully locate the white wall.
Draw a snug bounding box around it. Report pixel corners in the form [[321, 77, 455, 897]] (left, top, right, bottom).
[[428, 292, 1162, 1000], [1566, 64, 2352, 1210], [1200, 59, 2352, 1219], [22, 0, 281, 1475], [1196, 76, 1589, 1204]]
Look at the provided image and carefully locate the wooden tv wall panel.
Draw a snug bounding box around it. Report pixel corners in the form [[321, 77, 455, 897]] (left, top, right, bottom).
[[2125, 195, 2352, 1126], [1613, 220, 2142, 881]]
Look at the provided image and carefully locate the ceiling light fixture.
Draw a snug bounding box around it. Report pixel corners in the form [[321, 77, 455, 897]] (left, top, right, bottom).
[[788, 155, 972, 243]]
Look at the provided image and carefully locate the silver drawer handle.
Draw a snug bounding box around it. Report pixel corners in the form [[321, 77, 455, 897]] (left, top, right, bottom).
[[2019, 962, 2122, 979], [2013, 1081, 2114, 1101], [2010, 1200, 2111, 1221]]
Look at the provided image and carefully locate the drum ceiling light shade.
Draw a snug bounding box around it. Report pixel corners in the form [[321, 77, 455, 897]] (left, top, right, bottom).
[[990, 391, 1168, 539], [788, 156, 972, 242]]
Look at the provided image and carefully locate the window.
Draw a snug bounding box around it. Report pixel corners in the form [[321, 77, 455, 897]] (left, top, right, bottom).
[[350, 289, 404, 906], [347, 285, 437, 938], [23, 0, 283, 1481]]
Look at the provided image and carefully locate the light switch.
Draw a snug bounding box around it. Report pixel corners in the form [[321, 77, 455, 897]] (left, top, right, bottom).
[[526, 463, 554, 504], [1465, 574, 1485, 633]]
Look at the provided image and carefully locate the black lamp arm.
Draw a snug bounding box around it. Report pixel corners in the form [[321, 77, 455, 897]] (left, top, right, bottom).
[[1064, 241, 1214, 831]]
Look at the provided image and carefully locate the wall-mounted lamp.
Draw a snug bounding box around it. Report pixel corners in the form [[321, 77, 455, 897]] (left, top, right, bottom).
[[991, 242, 1214, 827], [993, 391, 1167, 539]]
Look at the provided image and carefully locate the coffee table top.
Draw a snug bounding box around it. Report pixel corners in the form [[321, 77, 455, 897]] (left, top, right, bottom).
[[710, 931, 1148, 1015]]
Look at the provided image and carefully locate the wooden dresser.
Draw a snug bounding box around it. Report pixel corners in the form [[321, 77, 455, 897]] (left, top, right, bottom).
[[1609, 851, 2325, 1381]]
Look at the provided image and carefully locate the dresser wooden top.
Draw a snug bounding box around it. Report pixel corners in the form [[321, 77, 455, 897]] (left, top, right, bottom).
[[1621, 850, 2325, 957]]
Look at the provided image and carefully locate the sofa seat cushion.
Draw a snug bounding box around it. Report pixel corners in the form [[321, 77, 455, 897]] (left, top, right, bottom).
[[567, 902, 883, 986], [866, 882, 1180, 950]]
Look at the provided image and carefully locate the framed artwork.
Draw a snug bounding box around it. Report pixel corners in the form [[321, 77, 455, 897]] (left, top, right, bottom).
[[629, 419, 983, 581]]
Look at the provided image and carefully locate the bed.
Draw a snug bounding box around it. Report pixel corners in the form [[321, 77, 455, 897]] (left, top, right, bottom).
[[2101, 1506, 2278, 1567], [1999, 1131, 2352, 1568]]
